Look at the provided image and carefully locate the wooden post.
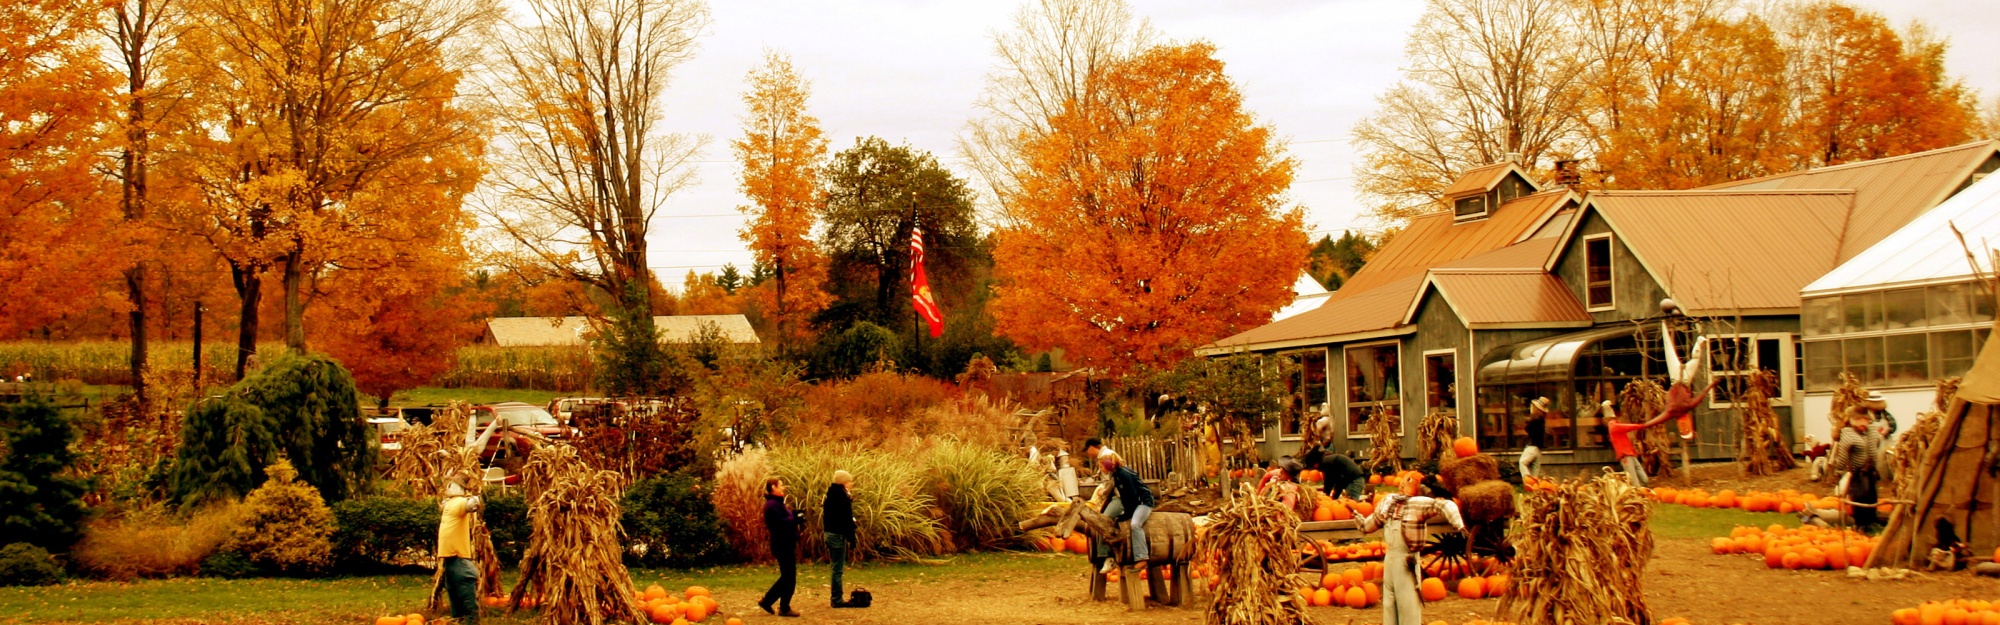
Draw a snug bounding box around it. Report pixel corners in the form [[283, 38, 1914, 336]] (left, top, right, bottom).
[[1146, 563, 1167, 603], [1121, 566, 1146, 611], [1171, 562, 1191, 607], [1089, 567, 1107, 601]]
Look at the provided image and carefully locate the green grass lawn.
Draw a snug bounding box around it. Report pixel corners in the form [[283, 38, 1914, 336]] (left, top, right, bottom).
[[1650, 501, 1797, 539], [369, 387, 564, 408], [0, 552, 1071, 624]]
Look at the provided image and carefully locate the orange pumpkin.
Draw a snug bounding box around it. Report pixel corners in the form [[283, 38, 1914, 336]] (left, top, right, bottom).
[[1321, 571, 1341, 590], [1346, 586, 1368, 608], [1364, 581, 1381, 604], [1313, 504, 1334, 522], [1849, 543, 1872, 566], [1486, 573, 1510, 596], [1709, 537, 1732, 554], [685, 586, 710, 599], [1780, 551, 1803, 569], [1312, 587, 1333, 607], [727, 619, 744, 625], [1944, 607, 1970, 625], [1418, 577, 1447, 602], [650, 605, 679, 624], [1343, 568, 1365, 586], [1368, 474, 1383, 485], [645, 585, 667, 601], [1066, 533, 1089, 554], [1452, 437, 1478, 458], [1330, 501, 1354, 521], [405, 616, 425, 625], [1892, 608, 1920, 625], [1457, 577, 1486, 599], [375, 618, 403, 625]]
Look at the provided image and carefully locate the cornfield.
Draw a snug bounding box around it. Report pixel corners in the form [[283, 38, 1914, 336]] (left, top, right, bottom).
[[1502, 472, 1655, 625], [0, 341, 592, 392], [1197, 483, 1315, 625]]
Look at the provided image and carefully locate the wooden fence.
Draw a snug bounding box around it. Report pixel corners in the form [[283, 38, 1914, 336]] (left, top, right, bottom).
[[1104, 434, 1203, 484]]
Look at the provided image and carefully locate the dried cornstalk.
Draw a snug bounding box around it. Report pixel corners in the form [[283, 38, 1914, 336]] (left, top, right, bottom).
[[401, 404, 506, 608], [1501, 472, 1655, 625], [1829, 373, 1868, 437], [1617, 380, 1675, 478], [1416, 410, 1458, 466], [1737, 370, 1796, 476], [509, 444, 645, 624], [1890, 377, 1961, 500], [1367, 409, 1402, 474], [1197, 484, 1317, 625]]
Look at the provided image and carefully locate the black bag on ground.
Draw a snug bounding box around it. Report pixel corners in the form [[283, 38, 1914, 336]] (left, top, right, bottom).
[[846, 587, 872, 608]]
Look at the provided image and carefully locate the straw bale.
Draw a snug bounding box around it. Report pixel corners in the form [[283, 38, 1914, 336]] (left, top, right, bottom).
[[1439, 454, 1499, 494], [1457, 479, 1515, 525]]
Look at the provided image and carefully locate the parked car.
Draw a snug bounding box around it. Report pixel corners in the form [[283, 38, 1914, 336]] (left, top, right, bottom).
[[473, 402, 580, 472], [548, 397, 610, 424], [367, 415, 408, 453]]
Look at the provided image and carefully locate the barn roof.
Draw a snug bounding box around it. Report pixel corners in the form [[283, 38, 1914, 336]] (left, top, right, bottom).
[[1704, 140, 2000, 263], [1411, 271, 1592, 329], [1805, 172, 2000, 296], [1569, 190, 1856, 315], [484, 315, 760, 347]]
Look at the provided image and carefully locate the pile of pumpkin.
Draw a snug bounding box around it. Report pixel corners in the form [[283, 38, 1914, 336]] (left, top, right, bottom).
[[1299, 561, 1511, 609], [1308, 539, 1386, 563], [1709, 524, 1876, 571], [371, 616, 427, 625], [1652, 487, 1893, 516], [636, 584, 730, 625], [1034, 532, 1090, 554], [1890, 600, 2000, 625], [1308, 495, 1379, 522]]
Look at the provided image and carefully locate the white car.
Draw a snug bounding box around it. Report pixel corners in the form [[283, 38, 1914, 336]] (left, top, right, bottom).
[[367, 416, 408, 453]]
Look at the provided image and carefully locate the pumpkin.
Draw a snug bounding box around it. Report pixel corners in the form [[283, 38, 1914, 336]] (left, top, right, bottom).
[[685, 586, 711, 599], [645, 585, 668, 601], [1892, 608, 1920, 625], [727, 619, 744, 625], [1364, 581, 1381, 604], [1945, 608, 1970, 625], [1066, 533, 1089, 554], [1709, 537, 1732, 554], [1452, 437, 1478, 458], [1346, 586, 1367, 608], [1313, 504, 1334, 522], [1312, 588, 1333, 606], [1780, 550, 1803, 569], [1342, 568, 1365, 586], [1368, 474, 1383, 485], [682, 602, 711, 623], [1322, 572, 1341, 590], [1849, 543, 1872, 566], [1763, 545, 1785, 568], [1486, 573, 1510, 596], [375, 618, 403, 625], [1330, 501, 1354, 521], [405, 615, 424, 625], [651, 605, 679, 624], [1418, 577, 1447, 602], [1457, 576, 1485, 599]]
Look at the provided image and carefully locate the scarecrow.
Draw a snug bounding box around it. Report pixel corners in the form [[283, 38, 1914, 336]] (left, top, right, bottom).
[[1355, 470, 1467, 625]]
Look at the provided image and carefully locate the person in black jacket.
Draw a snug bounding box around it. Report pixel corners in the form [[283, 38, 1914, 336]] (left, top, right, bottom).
[[759, 477, 802, 617], [1099, 452, 1155, 574], [822, 470, 858, 608]]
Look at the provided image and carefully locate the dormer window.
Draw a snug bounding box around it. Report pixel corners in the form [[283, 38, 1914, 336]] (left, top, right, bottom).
[[1454, 194, 1487, 218]]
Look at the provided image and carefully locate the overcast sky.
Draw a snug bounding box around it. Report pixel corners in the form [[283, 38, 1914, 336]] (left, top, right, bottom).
[[605, 0, 2000, 287]]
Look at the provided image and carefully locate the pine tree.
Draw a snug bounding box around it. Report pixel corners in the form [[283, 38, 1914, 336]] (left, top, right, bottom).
[[0, 396, 88, 551]]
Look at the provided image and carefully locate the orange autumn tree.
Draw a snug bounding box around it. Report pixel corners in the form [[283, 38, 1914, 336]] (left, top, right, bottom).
[[1783, 1, 1980, 166], [0, 0, 119, 339], [312, 254, 481, 410], [992, 43, 1307, 374], [734, 52, 833, 353]]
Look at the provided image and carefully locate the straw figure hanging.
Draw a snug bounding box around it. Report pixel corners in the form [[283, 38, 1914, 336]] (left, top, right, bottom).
[[1737, 370, 1797, 476], [508, 444, 646, 624], [1197, 484, 1317, 625], [1366, 408, 1402, 474], [1828, 373, 1869, 440], [1501, 472, 1656, 625], [1618, 380, 1676, 478]]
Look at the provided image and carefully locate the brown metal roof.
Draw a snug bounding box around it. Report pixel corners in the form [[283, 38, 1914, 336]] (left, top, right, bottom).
[[1206, 191, 1572, 351], [1419, 272, 1592, 327], [1440, 162, 1531, 198], [1435, 237, 1562, 271], [1703, 140, 2000, 262], [1581, 190, 1856, 314]]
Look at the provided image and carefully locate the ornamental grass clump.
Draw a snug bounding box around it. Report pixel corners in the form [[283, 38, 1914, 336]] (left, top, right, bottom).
[[768, 445, 946, 563], [711, 449, 772, 563], [1502, 473, 1654, 625], [923, 439, 1045, 550], [72, 503, 241, 580], [1197, 483, 1315, 625], [509, 444, 643, 623]]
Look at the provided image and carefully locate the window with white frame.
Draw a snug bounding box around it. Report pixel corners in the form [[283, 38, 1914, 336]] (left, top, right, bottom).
[[1707, 334, 1794, 407], [1584, 234, 1615, 310], [1344, 342, 1402, 438]]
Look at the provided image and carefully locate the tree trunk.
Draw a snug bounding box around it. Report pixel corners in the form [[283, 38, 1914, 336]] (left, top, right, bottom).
[[283, 249, 307, 352], [192, 301, 203, 389], [127, 268, 148, 401], [232, 265, 262, 380], [121, 65, 150, 404]]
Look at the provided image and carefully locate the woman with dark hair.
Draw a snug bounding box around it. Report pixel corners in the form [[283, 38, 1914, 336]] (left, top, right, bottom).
[[823, 470, 857, 608], [759, 477, 802, 617]]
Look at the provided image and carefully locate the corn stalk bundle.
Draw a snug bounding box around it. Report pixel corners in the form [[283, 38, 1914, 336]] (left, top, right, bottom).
[[1366, 409, 1402, 474], [509, 444, 644, 624], [388, 403, 477, 497], [1196, 484, 1317, 625], [1890, 377, 1962, 501], [1501, 473, 1655, 625], [1736, 370, 1797, 476], [1828, 372, 1868, 438], [1416, 410, 1459, 466], [1617, 380, 1675, 478]]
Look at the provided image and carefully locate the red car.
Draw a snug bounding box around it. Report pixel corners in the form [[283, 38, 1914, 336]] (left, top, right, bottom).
[[473, 402, 580, 472]]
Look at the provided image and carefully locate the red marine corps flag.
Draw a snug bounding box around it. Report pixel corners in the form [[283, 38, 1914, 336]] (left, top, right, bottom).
[[910, 226, 945, 338]]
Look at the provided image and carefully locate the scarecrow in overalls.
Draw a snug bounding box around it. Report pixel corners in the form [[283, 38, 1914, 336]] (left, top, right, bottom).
[[1355, 474, 1466, 625]]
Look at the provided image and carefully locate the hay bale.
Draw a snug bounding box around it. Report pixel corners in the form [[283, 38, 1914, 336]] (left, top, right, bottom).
[[1458, 479, 1516, 525], [1439, 454, 1499, 494]]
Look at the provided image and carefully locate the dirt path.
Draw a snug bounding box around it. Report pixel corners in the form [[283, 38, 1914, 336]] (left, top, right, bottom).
[[708, 537, 1995, 625]]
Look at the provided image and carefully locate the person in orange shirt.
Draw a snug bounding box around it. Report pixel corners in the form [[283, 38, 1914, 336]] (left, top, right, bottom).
[[437, 472, 483, 624]]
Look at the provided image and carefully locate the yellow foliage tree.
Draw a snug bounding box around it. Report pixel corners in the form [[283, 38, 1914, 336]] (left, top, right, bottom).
[[734, 52, 833, 352], [992, 43, 1307, 374]]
